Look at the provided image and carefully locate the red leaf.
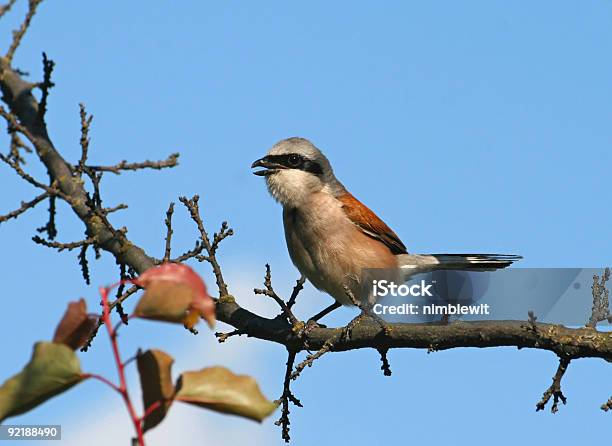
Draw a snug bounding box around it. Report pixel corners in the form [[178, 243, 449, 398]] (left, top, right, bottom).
[[133, 263, 215, 328], [52, 299, 98, 350]]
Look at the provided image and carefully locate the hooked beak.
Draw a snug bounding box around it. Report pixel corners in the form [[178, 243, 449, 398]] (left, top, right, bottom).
[[251, 156, 285, 176]]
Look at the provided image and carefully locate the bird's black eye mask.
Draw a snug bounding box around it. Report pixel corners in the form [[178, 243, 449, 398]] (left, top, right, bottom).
[[256, 154, 323, 176]]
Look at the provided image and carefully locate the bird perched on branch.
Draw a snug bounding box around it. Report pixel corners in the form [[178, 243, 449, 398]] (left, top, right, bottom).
[[252, 137, 520, 321]]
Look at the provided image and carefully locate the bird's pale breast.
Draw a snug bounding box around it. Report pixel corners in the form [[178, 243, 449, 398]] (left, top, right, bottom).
[[283, 191, 399, 305]]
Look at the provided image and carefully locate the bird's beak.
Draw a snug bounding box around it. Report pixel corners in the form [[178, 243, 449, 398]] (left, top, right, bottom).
[[251, 156, 284, 176]]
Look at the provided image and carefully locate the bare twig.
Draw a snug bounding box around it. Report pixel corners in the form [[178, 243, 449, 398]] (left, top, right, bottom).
[[32, 235, 95, 252], [0, 151, 59, 192], [102, 203, 128, 214], [536, 355, 570, 413], [115, 262, 129, 325], [86, 153, 179, 175], [7, 127, 31, 164], [215, 329, 244, 343], [602, 396, 612, 412], [0, 0, 18, 20], [290, 336, 337, 381], [211, 221, 234, 252], [37, 52, 54, 122], [378, 347, 392, 376], [6, 0, 43, 62], [0, 191, 48, 223], [163, 202, 174, 262], [179, 195, 230, 297], [170, 241, 204, 263], [36, 192, 57, 239], [275, 349, 302, 442], [254, 264, 300, 328], [109, 285, 140, 311], [78, 244, 90, 285], [75, 103, 92, 176], [286, 275, 306, 310]]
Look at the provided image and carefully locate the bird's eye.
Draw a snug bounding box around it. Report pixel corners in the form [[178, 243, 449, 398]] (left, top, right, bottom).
[[288, 154, 301, 167]]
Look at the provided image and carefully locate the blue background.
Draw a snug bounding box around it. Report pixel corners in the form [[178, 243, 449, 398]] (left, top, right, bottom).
[[0, 1, 610, 444]]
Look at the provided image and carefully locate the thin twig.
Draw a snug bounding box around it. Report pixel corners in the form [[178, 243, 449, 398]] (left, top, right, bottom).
[[78, 244, 90, 285], [0, 191, 48, 223], [75, 103, 92, 176], [290, 336, 337, 381], [102, 203, 128, 214], [8, 127, 31, 164], [163, 202, 174, 262], [0, 151, 59, 192], [36, 192, 57, 239], [215, 329, 244, 343], [378, 348, 392, 376], [170, 241, 204, 263], [536, 355, 571, 413], [602, 396, 612, 412], [86, 153, 179, 175], [37, 52, 54, 122], [275, 349, 302, 442], [179, 195, 230, 296], [0, 0, 18, 20], [32, 235, 95, 252], [286, 275, 306, 310], [254, 264, 300, 327], [6, 0, 43, 62]]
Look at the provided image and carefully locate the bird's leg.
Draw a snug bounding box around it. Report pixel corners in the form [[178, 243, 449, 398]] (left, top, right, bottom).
[[341, 284, 391, 342], [308, 301, 342, 324], [299, 301, 342, 342]]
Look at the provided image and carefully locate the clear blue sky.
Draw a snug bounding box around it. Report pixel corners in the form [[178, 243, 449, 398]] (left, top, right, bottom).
[[0, 1, 610, 445]]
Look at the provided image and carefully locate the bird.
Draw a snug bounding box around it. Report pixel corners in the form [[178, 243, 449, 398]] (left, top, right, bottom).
[[252, 137, 520, 322]]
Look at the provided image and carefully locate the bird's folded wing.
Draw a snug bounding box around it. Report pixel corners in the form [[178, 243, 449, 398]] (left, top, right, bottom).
[[337, 191, 408, 255]]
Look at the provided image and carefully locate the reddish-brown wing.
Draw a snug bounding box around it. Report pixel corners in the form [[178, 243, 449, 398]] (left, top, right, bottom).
[[337, 192, 408, 255]]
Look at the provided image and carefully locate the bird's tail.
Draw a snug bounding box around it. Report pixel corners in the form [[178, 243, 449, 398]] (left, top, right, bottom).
[[397, 253, 522, 277]]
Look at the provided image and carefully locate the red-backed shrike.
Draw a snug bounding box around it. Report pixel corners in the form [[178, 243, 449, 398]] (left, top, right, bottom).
[[252, 137, 520, 319]]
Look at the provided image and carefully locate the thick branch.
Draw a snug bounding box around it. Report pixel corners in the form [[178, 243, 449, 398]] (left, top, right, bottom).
[[0, 59, 156, 274]]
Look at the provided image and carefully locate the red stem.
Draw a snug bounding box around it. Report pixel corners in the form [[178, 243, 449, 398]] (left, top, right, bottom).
[[81, 373, 122, 394], [139, 400, 163, 423], [100, 286, 145, 445]]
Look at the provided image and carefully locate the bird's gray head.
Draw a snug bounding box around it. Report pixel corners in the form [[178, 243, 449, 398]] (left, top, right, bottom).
[[251, 137, 342, 206]]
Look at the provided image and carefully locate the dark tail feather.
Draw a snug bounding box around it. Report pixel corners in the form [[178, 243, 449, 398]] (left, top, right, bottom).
[[398, 253, 522, 274], [426, 253, 521, 270]]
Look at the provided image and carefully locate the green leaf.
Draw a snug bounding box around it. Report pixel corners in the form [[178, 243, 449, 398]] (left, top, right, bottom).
[[137, 349, 175, 432], [0, 342, 84, 422], [175, 366, 278, 422]]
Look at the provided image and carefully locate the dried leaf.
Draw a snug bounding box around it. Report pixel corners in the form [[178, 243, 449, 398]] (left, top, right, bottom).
[[175, 366, 277, 422], [137, 349, 175, 432], [52, 298, 98, 350], [133, 263, 215, 328], [0, 342, 84, 422]]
